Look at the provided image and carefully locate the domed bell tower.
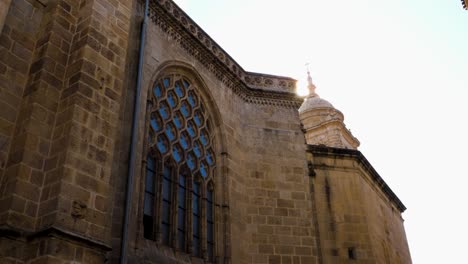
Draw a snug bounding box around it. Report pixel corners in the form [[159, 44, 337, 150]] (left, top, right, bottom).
[[298, 72, 360, 149]]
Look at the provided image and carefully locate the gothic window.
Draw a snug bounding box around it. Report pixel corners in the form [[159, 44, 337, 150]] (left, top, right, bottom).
[[144, 73, 216, 259]]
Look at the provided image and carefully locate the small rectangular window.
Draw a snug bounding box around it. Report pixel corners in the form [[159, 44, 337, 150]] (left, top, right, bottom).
[[348, 247, 356, 260]]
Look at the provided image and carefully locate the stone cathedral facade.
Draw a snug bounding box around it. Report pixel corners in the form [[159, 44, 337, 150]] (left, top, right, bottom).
[[0, 0, 412, 263]]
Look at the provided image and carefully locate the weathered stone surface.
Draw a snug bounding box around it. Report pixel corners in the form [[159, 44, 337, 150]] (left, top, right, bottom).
[[0, 0, 411, 264], [308, 146, 411, 264]]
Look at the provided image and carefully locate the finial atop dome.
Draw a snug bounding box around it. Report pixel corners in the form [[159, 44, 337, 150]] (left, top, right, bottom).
[[305, 63, 317, 97]]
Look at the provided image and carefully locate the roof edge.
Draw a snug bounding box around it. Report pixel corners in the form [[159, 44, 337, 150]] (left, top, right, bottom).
[[306, 144, 407, 212], [150, 0, 301, 99]]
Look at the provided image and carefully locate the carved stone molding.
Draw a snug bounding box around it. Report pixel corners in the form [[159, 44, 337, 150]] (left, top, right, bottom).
[[148, 0, 302, 108]]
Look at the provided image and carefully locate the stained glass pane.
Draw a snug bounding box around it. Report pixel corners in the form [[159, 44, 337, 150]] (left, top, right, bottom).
[[144, 193, 154, 215], [157, 135, 168, 153], [207, 206, 213, 224], [167, 91, 177, 108], [193, 182, 200, 194], [179, 174, 186, 188], [193, 141, 202, 158], [145, 170, 154, 192], [159, 102, 170, 119], [180, 132, 189, 150], [175, 81, 185, 97], [206, 149, 215, 165], [187, 153, 196, 170], [162, 178, 171, 201], [165, 123, 176, 141], [183, 79, 190, 88], [193, 217, 200, 236], [192, 180, 201, 256], [192, 197, 199, 215], [163, 165, 171, 179], [163, 78, 170, 88], [187, 121, 196, 138], [162, 201, 170, 223], [172, 144, 182, 162], [154, 84, 163, 98], [200, 130, 208, 145], [178, 209, 185, 229], [147, 156, 155, 171], [207, 189, 213, 202], [188, 91, 197, 107], [178, 189, 186, 209], [200, 162, 208, 177], [174, 112, 183, 129], [194, 111, 203, 127], [177, 172, 187, 251], [150, 113, 162, 131], [181, 101, 190, 117]]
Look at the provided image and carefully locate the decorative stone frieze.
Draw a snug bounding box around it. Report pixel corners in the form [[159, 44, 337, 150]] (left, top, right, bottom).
[[149, 0, 302, 108]]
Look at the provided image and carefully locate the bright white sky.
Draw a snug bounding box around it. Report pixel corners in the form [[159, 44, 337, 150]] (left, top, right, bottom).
[[173, 0, 468, 263]]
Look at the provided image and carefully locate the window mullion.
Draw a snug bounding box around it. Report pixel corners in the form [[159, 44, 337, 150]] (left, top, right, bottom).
[[154, 158, 164, 243], [187, 176, 193, 254], [170, 165, 178, 248]]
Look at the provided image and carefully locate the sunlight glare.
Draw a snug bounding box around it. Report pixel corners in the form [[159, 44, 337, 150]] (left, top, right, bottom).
[[295, 78, 309, 97]]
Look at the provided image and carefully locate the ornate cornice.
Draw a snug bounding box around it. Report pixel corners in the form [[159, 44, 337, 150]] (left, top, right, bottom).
[[148, 0, 302, 108], [463, 0, 468, 10]]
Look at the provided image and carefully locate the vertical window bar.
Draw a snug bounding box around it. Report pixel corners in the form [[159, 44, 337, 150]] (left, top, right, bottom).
[[192, 181, 201, 256], [161, 165, 173, 245], [143, 156, 156, 239], [207, 189, 214, 261], [177, 174, 187, 251]]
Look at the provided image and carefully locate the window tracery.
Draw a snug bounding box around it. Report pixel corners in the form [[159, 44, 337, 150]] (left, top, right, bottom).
[[143, 73, 216, 261]]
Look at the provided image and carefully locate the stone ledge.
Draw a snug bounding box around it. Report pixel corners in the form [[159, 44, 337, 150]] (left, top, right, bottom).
[[0, 225, 112, 251]]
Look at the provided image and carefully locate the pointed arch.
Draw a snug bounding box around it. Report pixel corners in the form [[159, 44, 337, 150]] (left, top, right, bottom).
[[141, 60, 229, 260]]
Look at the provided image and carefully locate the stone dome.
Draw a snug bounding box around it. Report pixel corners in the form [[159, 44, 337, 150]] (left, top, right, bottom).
[[298, 71, 360, 150], [298, 95, 334, 113]]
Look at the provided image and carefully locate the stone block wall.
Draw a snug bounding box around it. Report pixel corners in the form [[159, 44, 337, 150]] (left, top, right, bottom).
[[0, 0, 137, 262], [237, 104, 319, 264], [0, 1, 411, 264], [308, 147, 412, 264], [112, 1, 320, 263], [0, 0, 12, 33]]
